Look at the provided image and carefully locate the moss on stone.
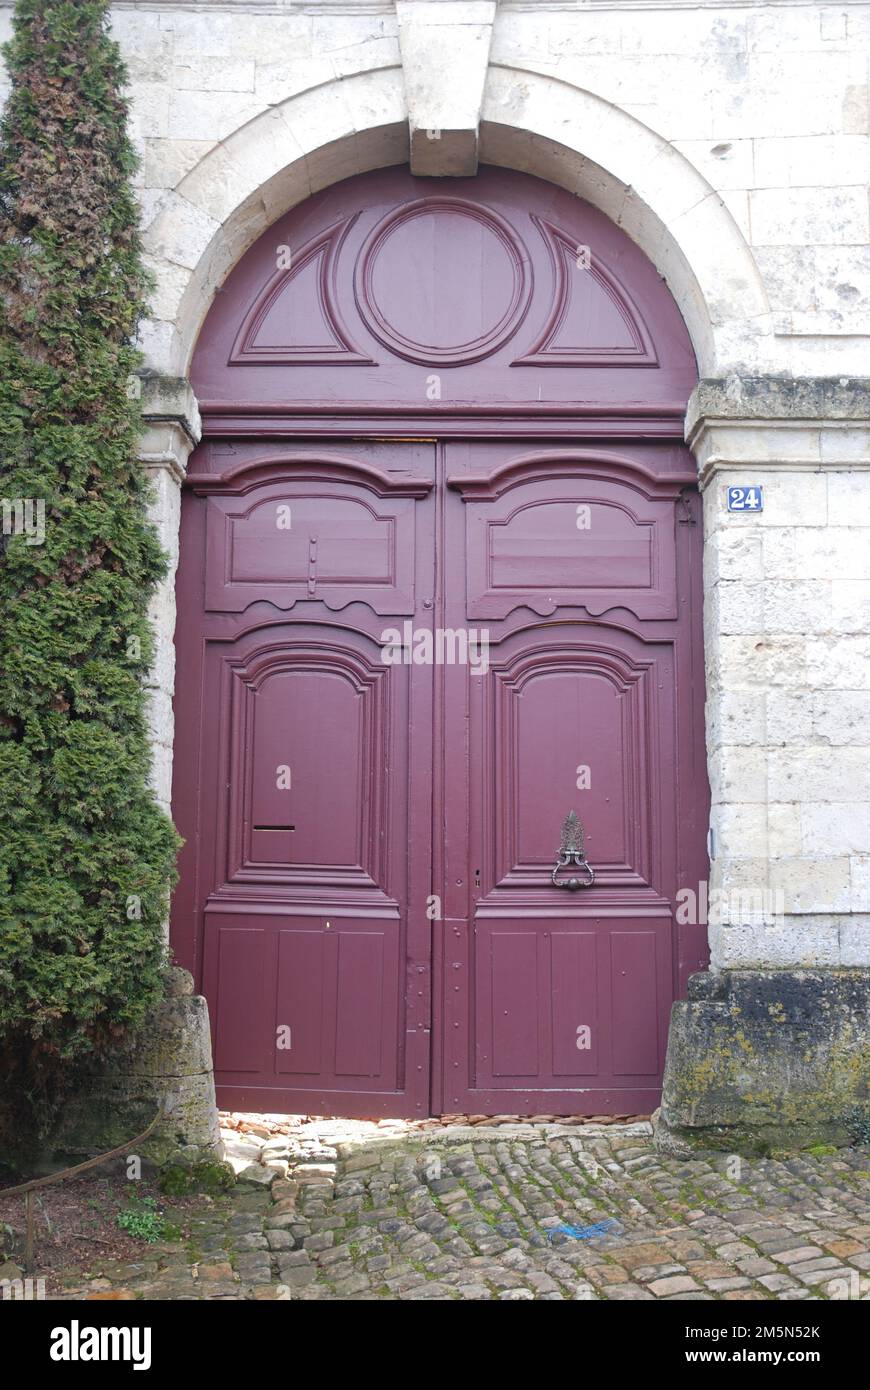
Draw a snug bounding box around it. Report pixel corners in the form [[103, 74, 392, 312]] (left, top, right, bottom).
[[159, 1159, 236, 1197], [657, 970, 870, 1157]]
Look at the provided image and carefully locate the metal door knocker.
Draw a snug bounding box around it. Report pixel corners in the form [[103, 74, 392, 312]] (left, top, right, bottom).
[[551, 810, 595, 890]]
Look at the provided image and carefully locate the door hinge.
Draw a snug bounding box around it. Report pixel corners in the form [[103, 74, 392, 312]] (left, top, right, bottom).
[[406, 961, 431, 1028]]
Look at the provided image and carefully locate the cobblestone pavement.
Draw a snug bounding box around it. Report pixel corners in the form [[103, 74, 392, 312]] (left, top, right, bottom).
[[58, 1121, 870, 1301]]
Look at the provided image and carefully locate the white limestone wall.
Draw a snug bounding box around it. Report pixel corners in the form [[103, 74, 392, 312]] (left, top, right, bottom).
[[492, 0, 870, 377], [0, 2, 865, 374], [693, 405, 870, 970], [1, 0, 867, 967], [56, 0, 867, 381]]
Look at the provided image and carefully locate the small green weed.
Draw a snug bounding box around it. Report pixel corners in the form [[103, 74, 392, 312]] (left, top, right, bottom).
[[116, 1195, 176, 1244]]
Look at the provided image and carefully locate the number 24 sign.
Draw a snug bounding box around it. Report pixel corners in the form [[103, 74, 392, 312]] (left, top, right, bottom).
[[727, 485, 763, 512]]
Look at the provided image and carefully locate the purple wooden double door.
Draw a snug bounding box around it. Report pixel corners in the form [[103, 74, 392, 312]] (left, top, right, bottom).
[[172, 167, 708, 1118]]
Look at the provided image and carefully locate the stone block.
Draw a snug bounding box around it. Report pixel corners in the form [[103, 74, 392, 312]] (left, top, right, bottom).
[[762, 581, 831, 635], [812, 690, 870, 745], [768, 747, 870, 802], [710, 916, 841, 971], [657, 968, 870, 1154], [753, 134, 870, 189], [714, 802, 768, 858], [767, 803, 803, 858], [828, 578, 870, 633], [172, 58, 256, 94], [704, 528, 764, 584], [713, 581, 765, 635], [143, 139, 218, 194], [708, 470, 827, 526], [716, 635, 806, 690], [767, 857, 852, 915], [147, 192, 220, 274], [755, 246, 870, 319], [168, 11, 314, 64], [49, 973, 222, 1167], [706, 689, 767, 748], [840, 916, 870, 965], [397, 0, 496, 176], [793, 531, 870, 582], [801, 801, 870, 856], [127, 83, 171, 142], [750, 187, 869, 246], [168, 89, 263, 144], [708, 745, 768, 804], [254, 55, 338, 107], [820, 428, 870, 464], [828, 472, 870, 525], [806, 636, 870, 690], [673, 138, 754, 192], [764, 691, 813, 744]]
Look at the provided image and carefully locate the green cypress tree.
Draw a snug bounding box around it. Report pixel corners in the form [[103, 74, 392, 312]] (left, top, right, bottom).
[[0, 0, 180, 1142]]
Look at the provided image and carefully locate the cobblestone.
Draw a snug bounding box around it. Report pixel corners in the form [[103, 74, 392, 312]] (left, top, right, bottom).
[[49, 1120, 870, 1301]]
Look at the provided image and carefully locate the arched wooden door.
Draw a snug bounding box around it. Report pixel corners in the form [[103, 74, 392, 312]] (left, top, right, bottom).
[[173, 166, 707, 1118]]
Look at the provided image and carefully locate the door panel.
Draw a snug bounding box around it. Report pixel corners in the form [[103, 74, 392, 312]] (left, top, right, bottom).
[[202, 910, 401, 1092], [209, 923, 268, 1075], [204, 475, 422, 615], [437, 441, 706, 1115], [175, 437, 706, 1117], [486, 638, 669, 888], [459, 461, 679, 622], [173, 442, 435, 1117], [192, 166, 697, 413], [472, 914, 671, 1091], [275, 929, 324, 1075]]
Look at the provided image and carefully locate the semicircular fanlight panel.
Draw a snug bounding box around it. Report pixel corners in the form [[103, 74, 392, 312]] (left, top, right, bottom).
[[192, 165, 697, 411]]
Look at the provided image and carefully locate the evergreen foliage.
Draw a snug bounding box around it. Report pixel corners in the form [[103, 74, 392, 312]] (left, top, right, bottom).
[[0, 0, 179, 1131]]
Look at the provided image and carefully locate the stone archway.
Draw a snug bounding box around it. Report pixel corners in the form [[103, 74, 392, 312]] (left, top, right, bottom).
[[140, 66, 769, 382]]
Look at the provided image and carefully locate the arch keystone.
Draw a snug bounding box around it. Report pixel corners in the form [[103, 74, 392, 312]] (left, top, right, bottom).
[[397, 0, 497, 176]]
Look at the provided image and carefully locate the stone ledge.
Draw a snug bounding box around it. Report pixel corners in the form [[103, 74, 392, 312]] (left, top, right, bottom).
[[657, 968, 870, 1157], [687, 376, 870, 477], [137, 376, 201, 483], [689, 377, 870, 427], [139, 375, 202, 447], [687, 375, 870, 467]]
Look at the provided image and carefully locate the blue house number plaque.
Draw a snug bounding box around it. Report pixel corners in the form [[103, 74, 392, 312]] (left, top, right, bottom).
[[727, 485, 763, 512]]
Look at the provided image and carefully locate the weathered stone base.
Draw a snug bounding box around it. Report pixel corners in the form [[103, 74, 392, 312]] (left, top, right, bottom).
[[50, 967, 222, 1169], [656, 969, 870, 1157]]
